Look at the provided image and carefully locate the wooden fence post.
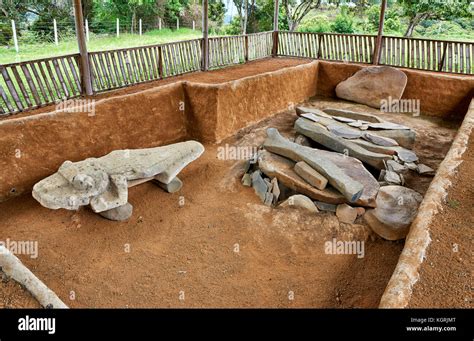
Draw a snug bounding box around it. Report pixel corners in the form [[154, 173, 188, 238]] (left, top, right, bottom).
[[116, 18, 120, 37], [139, 19, 142, 36], [53, 19, 58, 46], [372, 0, 387, 65], [272, 0, 279, 57], [244, 35, 249, 62], [85, 19, 89, 41], [202, 0, 209, 71], [438, 43, 448, 72], [158, 45, 164, 78], [11, 20, 19, 53], [73, 0, 93, 95]]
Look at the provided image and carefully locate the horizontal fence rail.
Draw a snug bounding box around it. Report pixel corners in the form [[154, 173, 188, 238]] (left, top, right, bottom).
[[0, 54, 82, 115], [1, 32, 472, 116]]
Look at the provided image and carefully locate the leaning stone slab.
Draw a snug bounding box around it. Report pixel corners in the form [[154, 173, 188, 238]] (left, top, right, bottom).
[[295, 117, 391, 170], [258, 150, 346, 204], [294, 161, 328, 190], [251, 170, 269, 203], [32, 141, 205, 218], [264, 128, 364, 202], [335, 66, 408, 109]]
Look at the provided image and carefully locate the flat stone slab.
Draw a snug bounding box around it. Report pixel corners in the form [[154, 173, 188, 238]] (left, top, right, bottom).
[[363, 132, 399, 147], [327, 124, 362, 139], [296, 106, 333, 119], [32, 141, 205, 215], [335, 66, 408, 109], [322, 108, 383, 123], [369, 122, 411, 130], [295, 117, 391, 170]]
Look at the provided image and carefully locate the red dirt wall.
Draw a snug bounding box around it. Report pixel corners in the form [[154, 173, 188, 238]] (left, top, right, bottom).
[[316, 61, 474, 119], [186, 61, 319, 142], [0, 82, 187, 202]]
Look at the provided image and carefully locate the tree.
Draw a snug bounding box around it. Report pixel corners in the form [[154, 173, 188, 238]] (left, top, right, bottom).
[[399, 0, 471, 37], [282, 0, 322, 31]]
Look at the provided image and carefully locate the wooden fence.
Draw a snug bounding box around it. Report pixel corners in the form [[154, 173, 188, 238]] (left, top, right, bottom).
[[278, 31, 474, 73], [0, 54, 82, 114], [279, 32, 376, 63], [1, 31, 472, 116]]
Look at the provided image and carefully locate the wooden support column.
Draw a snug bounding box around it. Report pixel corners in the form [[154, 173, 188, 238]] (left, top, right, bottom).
[[202, 0, 209, 71], [73, 0, 93, 95], [272, 0, 280, 57], [372, 0, 387, 65]]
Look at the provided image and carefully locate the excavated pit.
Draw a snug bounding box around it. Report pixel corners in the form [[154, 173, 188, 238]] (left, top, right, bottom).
[[0, 58, 470, 308]]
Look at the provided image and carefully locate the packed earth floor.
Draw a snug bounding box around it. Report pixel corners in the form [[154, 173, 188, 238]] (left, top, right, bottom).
[[0, 95, 460, 308]]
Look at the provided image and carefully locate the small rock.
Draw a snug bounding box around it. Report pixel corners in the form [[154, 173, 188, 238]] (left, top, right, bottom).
[[384, 170, 403, 185], [363, 132, 399, 147], [271, 178, 280, 204], [378, 169, 386, 181], [294, 134, 312, 147], [264, 192, 274, 206], [386, 160, 408, 174], [241, 173, 252, 187], [294, 161, 328, 190], [397, 149, 419, 163], [356, 207, 366, 217], [417, 164, 435, 176], [404, 162, 418, 171], [280, 195, 319, 213], [336, 204, 358, 224], [99, 203, 133, 221], [314, 201, 337, 212]]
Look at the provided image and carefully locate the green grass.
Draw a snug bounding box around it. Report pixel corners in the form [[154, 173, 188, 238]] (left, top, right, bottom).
[[0, 28, 203, 64]]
